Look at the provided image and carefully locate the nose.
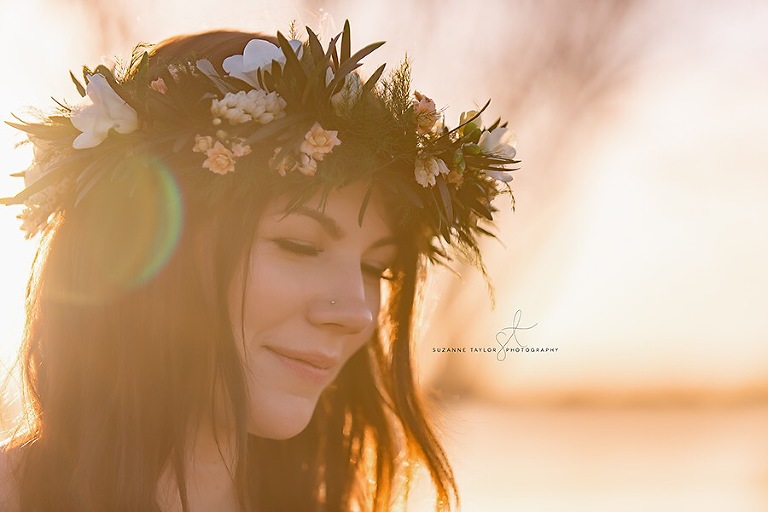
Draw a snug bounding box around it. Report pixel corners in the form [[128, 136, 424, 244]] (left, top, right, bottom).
[[306, 263, 376, 334]]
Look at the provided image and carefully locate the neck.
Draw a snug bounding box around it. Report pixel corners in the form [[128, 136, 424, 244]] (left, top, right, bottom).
[[157, 423, 240, 512]]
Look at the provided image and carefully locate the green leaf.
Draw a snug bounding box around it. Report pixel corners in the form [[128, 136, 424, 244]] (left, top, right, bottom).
[[303, 61, 330, 104], [329, 41, 385, 93], [0, 158, 74, 205], [466, 126, 482, 143], [328, 34, 340, 70], [357, 182, 374, 227], [361, 63, 386, 97], [276, 31, 306, 84], [243, 113, 310, 145], [341, 20, 351, 63], [271, 59, 283, 85], [92, 65, 120, 90], [131, 51, 149, 83], [436, 177, 454, 223], [465, 197, 494, 220], [439, 99, 490, 142], [453, 147, 465, 173], [262, 66, 276, 91], [70, 71, 86, 97], [389, 176, 423, 208], [306, 27, 325, 66], [462, 143, 482, 155]]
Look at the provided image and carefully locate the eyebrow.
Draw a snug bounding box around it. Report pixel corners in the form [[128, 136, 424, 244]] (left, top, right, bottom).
[[278, 205, 399, 249], [289, 206, 344, 238]]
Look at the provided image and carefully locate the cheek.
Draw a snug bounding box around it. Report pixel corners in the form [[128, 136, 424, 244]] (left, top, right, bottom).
[[232, 247, 306, 338]]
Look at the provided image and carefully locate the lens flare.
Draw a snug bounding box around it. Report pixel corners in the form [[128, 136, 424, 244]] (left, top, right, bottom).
[[63, 156, 184, 303], [128, 160, 184, 287]]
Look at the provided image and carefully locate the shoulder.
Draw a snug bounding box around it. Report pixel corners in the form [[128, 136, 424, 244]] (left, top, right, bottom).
[[0, 442, 21, 512]]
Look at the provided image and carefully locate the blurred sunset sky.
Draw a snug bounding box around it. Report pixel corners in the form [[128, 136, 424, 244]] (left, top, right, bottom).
[[1, 1, 767, 510]]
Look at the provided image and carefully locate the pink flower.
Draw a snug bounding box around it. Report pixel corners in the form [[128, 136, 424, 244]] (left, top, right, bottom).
[[231, 141, 252, 158], [299, 122, 341, 161], [202, 141, 236, 175], [413, 91, 439, 134], [296, 153, 318, 176], [192, 134, 214, 153], [269, 149, 318, 177], [150, 78, 168, 94]]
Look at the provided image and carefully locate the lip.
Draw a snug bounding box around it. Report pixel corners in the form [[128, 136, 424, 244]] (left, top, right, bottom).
[[266, 346, 339, 386]]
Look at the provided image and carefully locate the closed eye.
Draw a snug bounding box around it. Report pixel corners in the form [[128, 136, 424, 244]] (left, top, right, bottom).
[[272, 238, 322, 256]]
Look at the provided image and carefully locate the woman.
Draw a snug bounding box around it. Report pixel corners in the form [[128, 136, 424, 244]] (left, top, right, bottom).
[[0, 21, 517, 511]]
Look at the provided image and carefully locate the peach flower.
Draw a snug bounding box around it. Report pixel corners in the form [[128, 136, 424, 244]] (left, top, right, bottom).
[[300, 122, 341, 161], [203, 141, 236, 175], [150, 78, 168, 94]]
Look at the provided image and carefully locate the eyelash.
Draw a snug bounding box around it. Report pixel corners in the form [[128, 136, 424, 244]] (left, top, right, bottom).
[[273, 238, 321, 256], [272, 239, 395, 281]]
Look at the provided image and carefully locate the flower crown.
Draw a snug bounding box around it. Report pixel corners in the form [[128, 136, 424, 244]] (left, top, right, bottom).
[[2, 21, 518, 272]]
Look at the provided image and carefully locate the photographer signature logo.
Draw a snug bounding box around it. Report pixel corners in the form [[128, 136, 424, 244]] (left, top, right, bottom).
[[431, 309, 558, 359], [495, 309, 538, 361]]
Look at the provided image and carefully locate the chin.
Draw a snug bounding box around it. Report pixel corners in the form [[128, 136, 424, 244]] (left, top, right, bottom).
[[247, 393, 320, 439]]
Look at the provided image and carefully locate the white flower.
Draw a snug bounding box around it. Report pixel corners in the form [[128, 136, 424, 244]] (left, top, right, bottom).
[[211, 90, 286, 125], [414, 156, 450, 188], [224, 108, 251, 124], [192, 134, 214, 153], [478, 127, 516, 159], [70, 74, 138, 149], [330, 72, 363, 115], [222, 38, 303, 88], [414, 160, 436, 188], [434, 157, 451, 176]]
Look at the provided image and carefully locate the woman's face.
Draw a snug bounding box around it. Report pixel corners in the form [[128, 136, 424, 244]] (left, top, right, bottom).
[[228, 182, 397, 439]]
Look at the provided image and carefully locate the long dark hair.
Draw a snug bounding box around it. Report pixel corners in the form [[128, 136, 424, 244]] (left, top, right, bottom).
[[8, 30, 458, 512]]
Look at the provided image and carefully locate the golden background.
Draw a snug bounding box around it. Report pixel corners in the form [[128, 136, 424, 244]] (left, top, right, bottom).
[[1, 0, 767, 509]]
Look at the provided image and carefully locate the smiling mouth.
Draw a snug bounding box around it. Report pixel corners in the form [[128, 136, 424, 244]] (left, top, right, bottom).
[[266, 346, 339, 385]]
